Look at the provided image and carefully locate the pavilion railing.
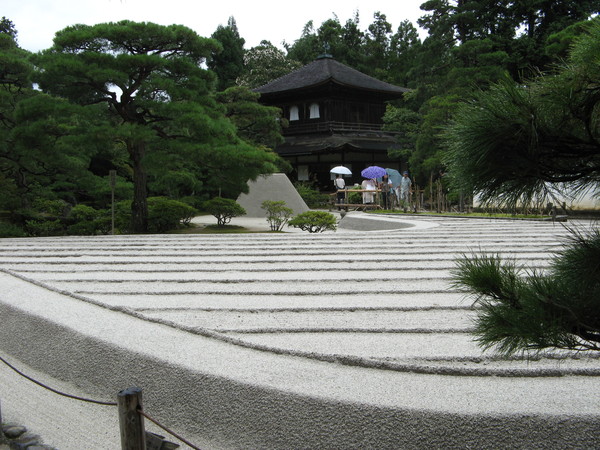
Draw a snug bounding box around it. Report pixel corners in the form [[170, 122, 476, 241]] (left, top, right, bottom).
[[285, 121, 396, 135]]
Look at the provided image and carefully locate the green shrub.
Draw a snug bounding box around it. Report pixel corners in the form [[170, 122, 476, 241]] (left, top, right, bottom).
[[202, 197, 246, 226], [261, 200, 294, 231], [0, 222, 26, 238], [147, 197, 198, 232], [113, 197, 198, 233], [67, 204, 111, 235], [288, 211, 337, 233], [179, 195, 208, 211], [113, 200, 134, 233], [348, 187, 363, 204], [31, 198, 69, 218], [294, 182, 329, 208], [25, 219, 64, 237]]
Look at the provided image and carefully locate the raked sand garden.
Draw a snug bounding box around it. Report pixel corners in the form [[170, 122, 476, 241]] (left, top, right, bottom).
[[1, 212, 599, 449]]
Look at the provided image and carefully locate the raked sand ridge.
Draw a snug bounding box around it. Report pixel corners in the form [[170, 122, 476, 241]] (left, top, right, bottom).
[[0, 212, 599, 449]]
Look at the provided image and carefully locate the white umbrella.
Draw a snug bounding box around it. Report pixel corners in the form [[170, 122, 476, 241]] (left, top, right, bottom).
[[330, 166, 352, 175]]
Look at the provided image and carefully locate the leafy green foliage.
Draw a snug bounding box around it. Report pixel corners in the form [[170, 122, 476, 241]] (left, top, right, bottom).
[[2, 8, 598, 233], [66, 204, 110, 235], [147, 197, 197, 232], [0, 221, 25, 237], [238, 40, 302, 89], [10, 201, 110, 236], [444, 19, 600, 208], [149, 170, 201, 200], [284, 20, 322, 64], [293, 182, 329, 208], [33, 21, 217, 232], [347, 187, 363, 204], [30, 198, 69, 218], [0, 16, 17, 40], [203, 197, 246, 226], [215, 86, 286, 150], [288, 211, 337, 233], [208, 17, 245, 91], [25, 218, 63, 237], [261, 200, 293, 231], [21, 198, 71, 236], [447, 19, 600, 356], [383, 105, 421, 161], [179, 195, 208, 211], [453, 228, 600, 355], [114, 197, 197, 233], [34, 20, 279, 233]]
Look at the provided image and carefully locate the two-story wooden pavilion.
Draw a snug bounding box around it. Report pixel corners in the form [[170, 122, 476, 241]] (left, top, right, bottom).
[[255, 54, 409, 190]]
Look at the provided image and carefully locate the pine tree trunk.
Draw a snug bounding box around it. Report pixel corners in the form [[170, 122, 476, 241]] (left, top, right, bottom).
[[129, 141, 148, 233]]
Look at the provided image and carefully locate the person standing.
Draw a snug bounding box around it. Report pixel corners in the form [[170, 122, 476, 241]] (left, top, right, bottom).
[[379, 174, 392, 209], [362, 178, 376, 204], [399, 171, 412, 211], [334, 174, 346, 205]]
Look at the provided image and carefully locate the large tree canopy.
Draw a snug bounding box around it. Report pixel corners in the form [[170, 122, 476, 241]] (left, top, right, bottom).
[[444, 18, 600, 208], [447, 19, 600, 356], [35, 21, 281, 232], [0, 30, 99, 213]]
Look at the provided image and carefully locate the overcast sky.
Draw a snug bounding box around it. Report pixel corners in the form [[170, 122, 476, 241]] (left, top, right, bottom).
[[5, 0, 428, 53]]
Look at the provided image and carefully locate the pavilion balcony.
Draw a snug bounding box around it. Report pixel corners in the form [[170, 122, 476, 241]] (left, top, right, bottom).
[[284, 121, 396, 136]]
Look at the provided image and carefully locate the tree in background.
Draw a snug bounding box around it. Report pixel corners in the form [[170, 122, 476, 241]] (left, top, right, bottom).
[[0, 23, 34, 212], [447, 19, 600, 355], [382, 105, 420, 164], [36, 21, 282, 233], [341, 13, 368, 68], [3, 5, 598, 234], [0, 21, 108, 223], [284, 20, 321, 64], [238, 40, 302, 89], [216, 86, 286, 150], [388, 20, 422, 87], [509, 0, 600, 78], [364, 12, 393, 80], [0, 16, 17, 40], [382, 0, 598, 192], [444, 18, 600, 208], [285, 12, 368, 70], [208, 16, 246, 91]]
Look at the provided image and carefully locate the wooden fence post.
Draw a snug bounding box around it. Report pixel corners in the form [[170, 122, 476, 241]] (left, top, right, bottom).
[[0, 398, 7, 444], [118, 386, 146, 450]]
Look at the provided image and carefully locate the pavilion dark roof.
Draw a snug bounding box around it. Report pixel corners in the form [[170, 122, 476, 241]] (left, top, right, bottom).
[[275, 132, 400, 156], [255, 56, 409, 96]]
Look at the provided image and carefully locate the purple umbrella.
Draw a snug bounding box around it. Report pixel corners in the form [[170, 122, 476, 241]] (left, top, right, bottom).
[[361, 166, 387, 179]]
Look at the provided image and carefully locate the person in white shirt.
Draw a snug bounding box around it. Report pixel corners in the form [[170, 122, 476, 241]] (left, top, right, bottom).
[[362, 178, 376, 204], [335, 174, 346, 205]]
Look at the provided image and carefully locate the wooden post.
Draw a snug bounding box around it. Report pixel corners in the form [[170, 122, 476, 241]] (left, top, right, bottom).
[[118, 386, 146, 450], [109, 169, 116, 235], [0, 399, 6, 444]]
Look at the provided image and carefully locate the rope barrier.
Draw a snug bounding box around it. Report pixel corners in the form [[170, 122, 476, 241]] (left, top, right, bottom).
[[139, 408, 202, 450], [0, 353, 202, 449], [0, 354, 117, 406]]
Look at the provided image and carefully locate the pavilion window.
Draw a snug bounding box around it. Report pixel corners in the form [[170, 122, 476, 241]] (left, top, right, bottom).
[[309, 102, 320, 119], [289, 105, 300, 121]]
